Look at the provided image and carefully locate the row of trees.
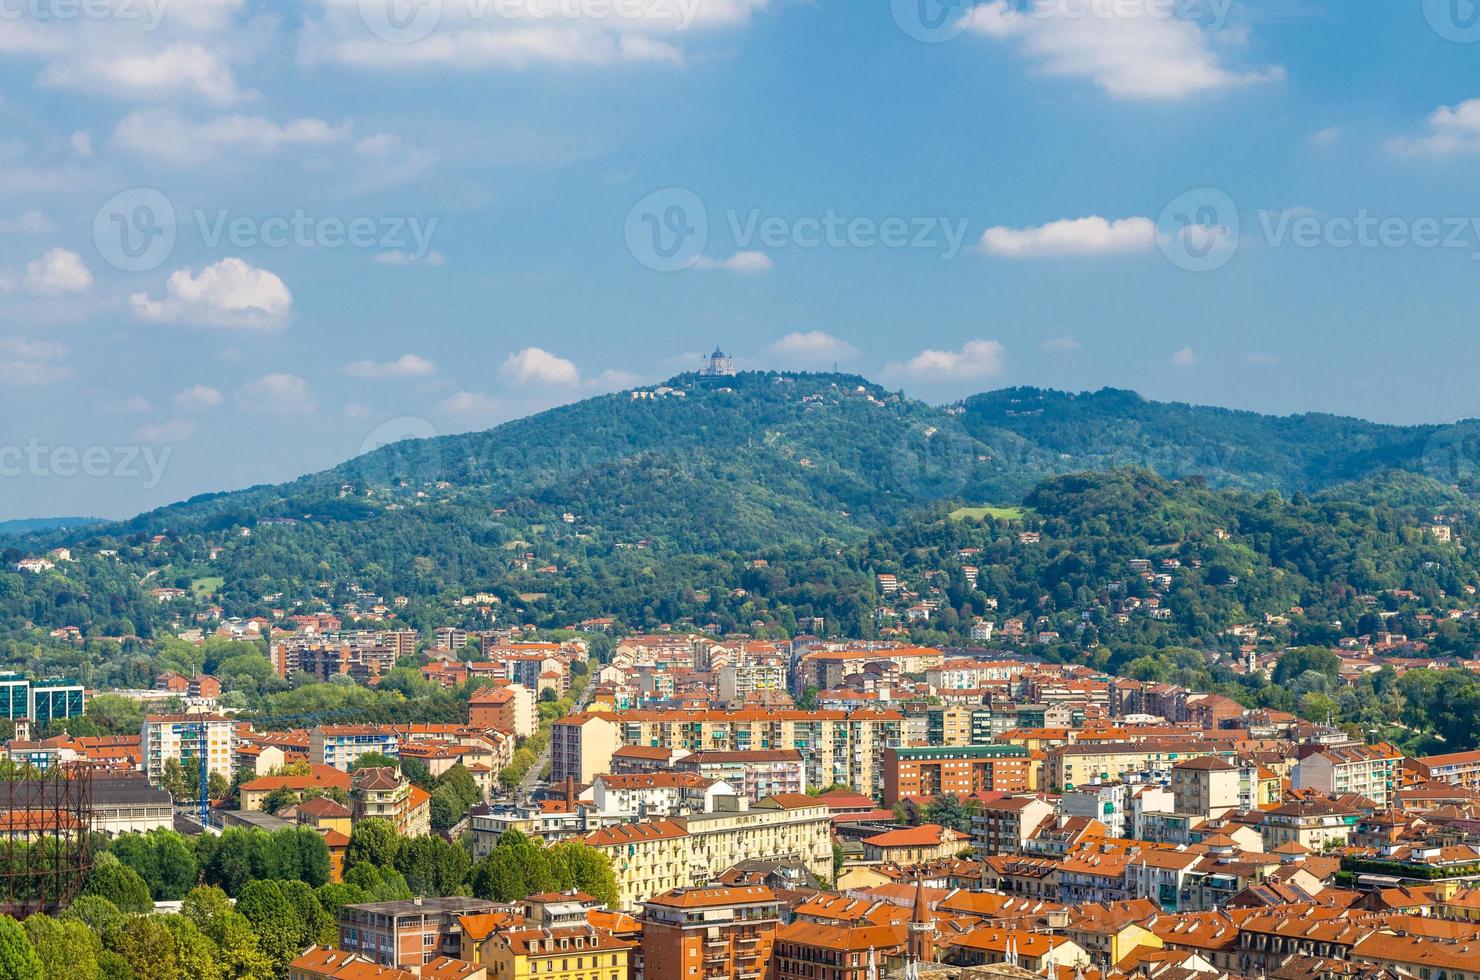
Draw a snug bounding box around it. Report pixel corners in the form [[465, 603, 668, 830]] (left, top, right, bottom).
[[28, 811, 617, 979]]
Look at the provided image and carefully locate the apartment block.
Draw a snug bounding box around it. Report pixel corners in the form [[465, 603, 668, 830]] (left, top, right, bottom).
[[1292, 743, 1402, 807], [675, 750, 805, 801], [602, 708, 903, 798], [311, 725, 401, 771], [142, 713, 237, 786], [551, 714, 623, 785], [582, 795, 831, 909], [340, 897, 504, 967], [641, 885, 779, 980], [881, 745, 1031, 806]]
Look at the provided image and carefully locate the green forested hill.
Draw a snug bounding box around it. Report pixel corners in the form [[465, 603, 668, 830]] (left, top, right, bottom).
[[958, 386, 1480, 495], [6, 373, 1480, 660]]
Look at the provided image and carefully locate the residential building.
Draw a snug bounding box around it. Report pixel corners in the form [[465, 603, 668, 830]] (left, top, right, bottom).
[[141, 713, 236, 786], [590, 773, 733, 818], [240, 765, 352, 811], [771, 922, 906, 980], [469, 684, 538, 738], [1170, 756, 1241, 820], [600, 709, 903, 798], [881, 745, 1031, 806], [350, 766, 432, 837], [462, 920, 632, 980], [860, 823, 971, 863], [973, 797, 1055, 857], [582, 795, 832, 909], [551, 714, 622, 786], [1416, 749, 1480, 790], [340, 898, 504, 967], [311, 725, 401, 771], [673, 751, 805, 802], [641, 885, 779, 980], [1293, 743, 1402, 807], [1258, 799, 1363, 852]]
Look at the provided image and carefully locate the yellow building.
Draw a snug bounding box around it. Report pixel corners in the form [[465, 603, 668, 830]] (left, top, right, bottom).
[[463, 923, 632, 980]]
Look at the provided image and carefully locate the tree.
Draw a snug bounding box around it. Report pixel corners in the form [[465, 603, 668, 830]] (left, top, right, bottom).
[[923, 794, 972, 833], [23, 915, 100, 980], [349, 753, 398, 772], [345, 817, 399, 869], [280, 880, 334, 947], [82, 855, 152, 914], [548, 842, 618, 908], [314, 882, 369, 920], [400, 758, 434, 789], [58, 897, 122, 938], [105, 915, 178, 980], [109, 831, 197, 901], [182, 887, 272, 980], [235, 880, 299, 974], [0, 918, 42, 980], [159, 917, 222, 980], [393, 836, 469, 898]]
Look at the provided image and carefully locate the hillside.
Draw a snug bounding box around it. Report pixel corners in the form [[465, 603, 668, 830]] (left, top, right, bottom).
[[0, 517, 102, 538], [958, 387, 1480, 495], [5, 373, 1480, 666]]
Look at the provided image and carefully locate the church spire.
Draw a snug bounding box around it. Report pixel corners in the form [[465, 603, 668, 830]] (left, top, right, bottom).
[[907, 877, 932, 965]]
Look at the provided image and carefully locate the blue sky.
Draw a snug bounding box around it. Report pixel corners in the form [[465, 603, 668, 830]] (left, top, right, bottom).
[[3, 0, 1480, 519]]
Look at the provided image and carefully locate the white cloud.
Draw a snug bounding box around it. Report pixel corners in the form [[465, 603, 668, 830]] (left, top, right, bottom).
[[1041, 336, 1082, 353], [235, 373, 316, 414], [40, 42, 246, 105], [589, 369, 641, 390], [175, 385, 224, 410], [135, 418, 198, 442], [499, 347, 581, 385], [343, 402, 373, 419], [979, 216, 1156, 258], [130, 258, 292, 330], [886, 339, 1006, 381], [1172, 346, 1198, 367], [111, 109, 350, 166], [70, 131, 93, 157], [694, 250, 773, 274], [1308, 126, 1342, 146], [343, 353, 438, 379], [440, 391, 502, 418], [299, 0, 770, 72], [1388, 99, 1480, 158], [107, 396, 155, 416], [4, 360, 74, 385], [373, 250, 446, 267], [22, 248, 92, 295], [962, 0, 1281, 100], [1245, 352, 1279, 365], [0, 335, 71, 385], [0, 211, 54, 234], [769, 331, 858, 363], [0, 336, 67, 361], [356, 133, 403, 158]]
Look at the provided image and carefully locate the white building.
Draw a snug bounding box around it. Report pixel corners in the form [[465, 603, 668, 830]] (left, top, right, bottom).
[[590, 772, 736, 818], [142, 714, 237, 786]]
